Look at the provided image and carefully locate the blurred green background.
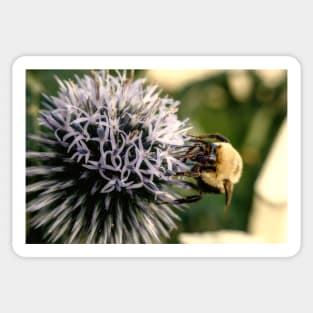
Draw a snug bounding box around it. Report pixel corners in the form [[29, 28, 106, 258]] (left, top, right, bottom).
[[26, 69, 287, 243]]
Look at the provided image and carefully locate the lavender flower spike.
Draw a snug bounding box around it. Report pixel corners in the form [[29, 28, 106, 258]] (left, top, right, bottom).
[[27, 70, 191, 244]]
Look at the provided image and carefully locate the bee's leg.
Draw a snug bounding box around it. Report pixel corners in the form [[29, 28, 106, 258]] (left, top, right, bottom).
[[175, 144, 204, 162], [189, 133, 229, 143], [174, 171, 201, 178], [158, 182, 201, 205], [174, 164, 201, 178], [223, 179, 234, 211], [172, 194, 202, 204]]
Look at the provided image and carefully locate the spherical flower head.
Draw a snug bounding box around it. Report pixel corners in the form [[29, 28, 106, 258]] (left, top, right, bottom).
[[27, 70, 190, 243]]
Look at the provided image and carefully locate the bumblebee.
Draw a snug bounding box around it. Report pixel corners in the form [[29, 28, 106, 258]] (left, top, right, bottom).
[[173, 133, 243, 210]]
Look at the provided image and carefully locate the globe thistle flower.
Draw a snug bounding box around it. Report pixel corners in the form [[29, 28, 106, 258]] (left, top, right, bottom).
[[27, 70, 191, 244]]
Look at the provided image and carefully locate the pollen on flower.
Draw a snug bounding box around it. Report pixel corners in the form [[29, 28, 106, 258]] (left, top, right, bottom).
[[27, 70, 191, 244]]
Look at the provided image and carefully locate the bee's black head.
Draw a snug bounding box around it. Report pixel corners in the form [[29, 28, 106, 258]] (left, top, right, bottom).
[[195, 143, 218, 165], [208, 143, 217, 164]]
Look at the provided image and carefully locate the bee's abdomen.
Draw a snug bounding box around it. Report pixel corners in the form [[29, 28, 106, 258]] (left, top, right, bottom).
[[200, 171, 225, 192], [216, 142, 243, 184], [197, 176, 222, 194]]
